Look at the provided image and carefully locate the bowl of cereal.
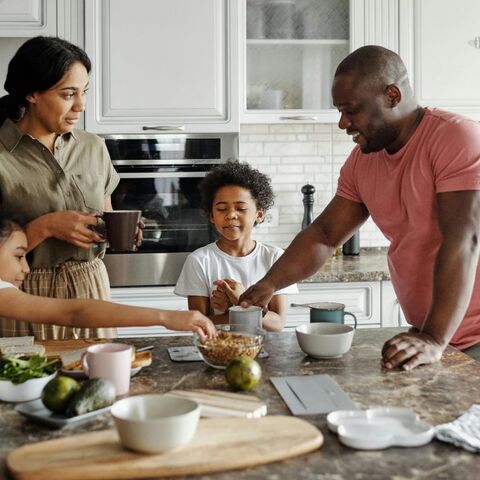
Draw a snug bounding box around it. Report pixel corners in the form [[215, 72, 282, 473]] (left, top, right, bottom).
[[193, 325, 264, 369]]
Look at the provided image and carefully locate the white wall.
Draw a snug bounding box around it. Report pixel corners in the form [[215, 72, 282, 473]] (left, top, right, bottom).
[[239, 123, 390, 249]]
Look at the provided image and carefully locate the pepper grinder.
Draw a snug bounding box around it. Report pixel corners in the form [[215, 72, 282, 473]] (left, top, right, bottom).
[[343, 231, 360, 255], [301, 184, 315, 230]]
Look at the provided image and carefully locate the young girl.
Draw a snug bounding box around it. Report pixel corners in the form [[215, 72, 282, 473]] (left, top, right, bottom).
[[174, 162, 297, 331], [0, 215, 215, 339]]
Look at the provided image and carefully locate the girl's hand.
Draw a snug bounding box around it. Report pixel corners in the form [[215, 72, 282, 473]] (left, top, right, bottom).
[[164, 310, 216, 339], [214, 279, 246, 306], [44, 211, 104, 248]]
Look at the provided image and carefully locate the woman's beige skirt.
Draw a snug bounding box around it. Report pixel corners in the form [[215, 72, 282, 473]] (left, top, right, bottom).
[[0, 258, 116, 339]]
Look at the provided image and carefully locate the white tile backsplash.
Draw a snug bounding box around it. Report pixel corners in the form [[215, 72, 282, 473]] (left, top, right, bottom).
[[239, 124, 390, 249]]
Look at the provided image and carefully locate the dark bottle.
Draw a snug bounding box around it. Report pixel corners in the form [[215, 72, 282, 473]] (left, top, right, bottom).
[[301, 184, 315, 230], [343, 231, 360, 255]]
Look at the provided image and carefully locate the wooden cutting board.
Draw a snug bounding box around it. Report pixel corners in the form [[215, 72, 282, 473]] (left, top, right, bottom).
[[6, 416, 323, 480], [166, 389, 267, 418]]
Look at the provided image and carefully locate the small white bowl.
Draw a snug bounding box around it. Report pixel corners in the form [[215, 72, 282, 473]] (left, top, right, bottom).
[[111, 394, 200, 453], [0, 372, 57, 403], [296, 323, 354, 359]]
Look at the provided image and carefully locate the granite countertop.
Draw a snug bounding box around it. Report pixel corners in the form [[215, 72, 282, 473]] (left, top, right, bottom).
[[1, 328, 479, 480], [302, 247, 390, 283]]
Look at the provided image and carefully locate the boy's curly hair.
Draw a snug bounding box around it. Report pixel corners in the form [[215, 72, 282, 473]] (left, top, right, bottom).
[[200, 161, 274, 214]]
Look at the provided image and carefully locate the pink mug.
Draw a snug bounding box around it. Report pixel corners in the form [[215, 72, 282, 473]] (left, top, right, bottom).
[[82, 343, 132, 396]]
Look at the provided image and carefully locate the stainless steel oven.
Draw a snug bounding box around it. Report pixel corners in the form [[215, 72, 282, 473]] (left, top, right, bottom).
[[102, 133, 238, 286]]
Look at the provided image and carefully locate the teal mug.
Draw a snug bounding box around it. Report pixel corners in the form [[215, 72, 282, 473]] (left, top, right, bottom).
[[292, 302, 357, 328]]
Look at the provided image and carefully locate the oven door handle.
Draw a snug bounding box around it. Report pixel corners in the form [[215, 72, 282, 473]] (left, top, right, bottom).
[[118, 172, 208, 179]]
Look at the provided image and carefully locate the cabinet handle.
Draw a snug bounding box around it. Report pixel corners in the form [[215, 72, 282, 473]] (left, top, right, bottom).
[[472, 36, 480, 49], [142, 125, 186, 131], [280, 115, 318, 121]]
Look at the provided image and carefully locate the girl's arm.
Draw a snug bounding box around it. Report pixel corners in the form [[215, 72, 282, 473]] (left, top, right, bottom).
[[0, 289, 215, 338]]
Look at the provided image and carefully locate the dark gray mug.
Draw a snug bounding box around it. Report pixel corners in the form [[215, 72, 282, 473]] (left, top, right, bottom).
[[103, 210, 141, 252], [292, 302, 357, 328]]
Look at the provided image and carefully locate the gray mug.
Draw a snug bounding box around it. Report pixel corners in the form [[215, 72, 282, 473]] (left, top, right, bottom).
[[229, 305, 263, 334], [292, 302, 357, 328]]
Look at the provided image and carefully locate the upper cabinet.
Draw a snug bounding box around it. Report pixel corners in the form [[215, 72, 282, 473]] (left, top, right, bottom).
[[0, 0, 56, 37], [240, 0, 400, 123], [84, 0, 239, 134], [399, 0, 480, 120]]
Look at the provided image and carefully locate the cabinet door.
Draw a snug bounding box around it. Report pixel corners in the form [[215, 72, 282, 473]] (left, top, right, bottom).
[[110, 286, 189, 337], [0, 0, 56, 36], [400, 0, 480, 120], [285, 281, 381, 331], [240, 0, 400, 123], [85, 0, 239, 133], [381, 280, 407, 328]]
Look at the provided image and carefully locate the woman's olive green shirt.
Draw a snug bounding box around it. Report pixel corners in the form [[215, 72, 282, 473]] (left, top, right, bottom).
[[0, 119, 120, 268]]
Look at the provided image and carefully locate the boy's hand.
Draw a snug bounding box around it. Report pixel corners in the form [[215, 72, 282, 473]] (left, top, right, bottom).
[[214, 279, 246, 306], [211, 288, 231, 313]]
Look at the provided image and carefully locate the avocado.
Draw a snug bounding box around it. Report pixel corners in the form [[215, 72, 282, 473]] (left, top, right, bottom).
[[66, 378, 116, 416]]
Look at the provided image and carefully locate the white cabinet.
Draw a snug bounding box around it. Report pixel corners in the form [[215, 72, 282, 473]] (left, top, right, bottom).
[[286, 281, 382, 331], [111, 286, 188, 338], [0, 0, 56, 36], [84, 0, 239, 134], [399, 0, 480, 120], [380, 280, 407, 328], [111, 282, 382, 337], [240, 0, 400, 123]]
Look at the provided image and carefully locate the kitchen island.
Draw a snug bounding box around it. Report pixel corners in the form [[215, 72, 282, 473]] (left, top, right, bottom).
[[1, 328, 479, 480]]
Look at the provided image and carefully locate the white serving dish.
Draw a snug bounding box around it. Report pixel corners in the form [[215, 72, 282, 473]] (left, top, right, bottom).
[[0, 372, 57, 403], [295, 323, 354, 359], [327, 407, 434, 450], [111, 394, 200, 453], [15, 399, 111, 428]]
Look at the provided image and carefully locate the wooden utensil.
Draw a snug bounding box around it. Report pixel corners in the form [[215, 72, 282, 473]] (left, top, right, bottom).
[[7, 416, 323, 480], [166, 389, 267, 418]]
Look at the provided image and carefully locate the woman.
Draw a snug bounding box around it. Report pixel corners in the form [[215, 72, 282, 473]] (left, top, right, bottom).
[[0, 36, 123, 339], [0, 214, 215, 338]]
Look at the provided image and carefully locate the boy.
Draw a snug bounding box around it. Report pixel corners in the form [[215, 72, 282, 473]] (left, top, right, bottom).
[[175, 162, 297, 331]]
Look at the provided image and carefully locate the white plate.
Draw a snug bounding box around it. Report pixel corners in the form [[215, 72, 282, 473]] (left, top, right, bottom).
[[60, 366, 141, 380], [327, 407, 434, 450], [15, 398, 111, 428]]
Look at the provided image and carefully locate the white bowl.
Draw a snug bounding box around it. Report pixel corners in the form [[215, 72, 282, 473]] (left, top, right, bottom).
[[295, 323, 354, 359], [0, 372, 57, 403], [111, 394, 200, 453]]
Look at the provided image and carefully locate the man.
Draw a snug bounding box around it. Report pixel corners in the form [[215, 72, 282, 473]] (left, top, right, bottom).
[[240, 45, 480, 370]]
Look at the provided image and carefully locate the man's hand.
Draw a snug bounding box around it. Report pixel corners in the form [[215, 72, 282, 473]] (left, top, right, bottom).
[[381, 331, 445, 371], [239, 280, 275, 311]]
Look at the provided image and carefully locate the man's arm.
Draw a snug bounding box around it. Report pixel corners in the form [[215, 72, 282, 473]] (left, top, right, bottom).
[[382, 190, 480, 370], [240, 195, 370, 309]]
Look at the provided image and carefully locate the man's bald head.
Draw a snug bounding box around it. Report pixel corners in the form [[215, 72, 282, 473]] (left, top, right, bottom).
[[335, 45, 412, 96]]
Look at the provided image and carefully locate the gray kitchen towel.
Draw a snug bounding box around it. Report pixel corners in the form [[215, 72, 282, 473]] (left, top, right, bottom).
[[435, 404, 480, 452]]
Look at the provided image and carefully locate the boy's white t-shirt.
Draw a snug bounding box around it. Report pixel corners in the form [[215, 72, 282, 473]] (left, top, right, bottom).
[[0, 279, 16, 290], [175, 241, 298, 304]]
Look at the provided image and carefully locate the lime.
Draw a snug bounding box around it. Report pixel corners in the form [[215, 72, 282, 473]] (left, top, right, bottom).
[[41, 375, 80, 413], [225, 356, 262, 391]]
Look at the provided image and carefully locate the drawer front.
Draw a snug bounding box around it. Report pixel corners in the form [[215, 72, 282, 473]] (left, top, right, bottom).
[[285, 282, 381, 331], [111, 286, 188, 337]]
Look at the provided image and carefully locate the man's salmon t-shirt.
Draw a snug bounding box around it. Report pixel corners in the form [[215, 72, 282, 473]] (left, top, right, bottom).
[[336, 108, 480, 349]]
